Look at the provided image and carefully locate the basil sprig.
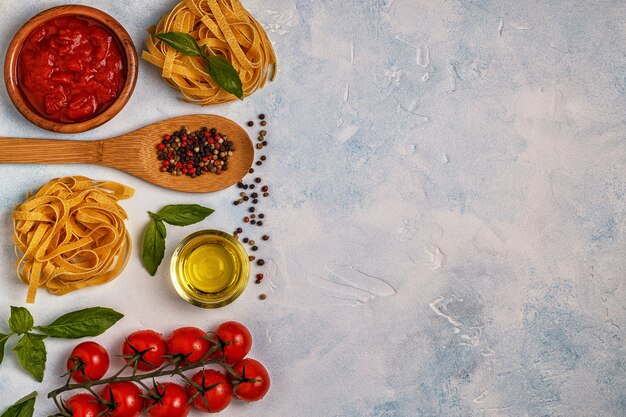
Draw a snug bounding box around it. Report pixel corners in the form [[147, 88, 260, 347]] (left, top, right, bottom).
[[141, 204, 215, 276], [1, 391, 36, 417], [156, 32, 244, 100], [0, 306, 123, 382]]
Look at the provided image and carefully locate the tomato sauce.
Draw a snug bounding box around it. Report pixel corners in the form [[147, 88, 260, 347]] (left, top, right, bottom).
[[17, 15, 126, 123]]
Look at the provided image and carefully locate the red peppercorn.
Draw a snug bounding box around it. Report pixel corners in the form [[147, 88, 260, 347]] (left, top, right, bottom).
[[261, 185, 269, 192], [160, 167, 167, 172], [244, 217, 250, 223], [164, 134, 171, 140], [163, 160, 170, 167], [157, 143, 165, 150], [204, 131, 210, 137], [256, 273, 264, 280]]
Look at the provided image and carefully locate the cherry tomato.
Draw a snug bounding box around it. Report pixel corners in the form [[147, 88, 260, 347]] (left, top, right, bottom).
[[123, 330, 167, 371], [100, 382, 144, 417], [209, 321, 252, 364], [167, 327, 210, 365], [64, 393, 104, 417], [187, 369, 232, 412], [67, 341, 109, 383], [227, 359, 271, 402], [145, 382, 190, 417]]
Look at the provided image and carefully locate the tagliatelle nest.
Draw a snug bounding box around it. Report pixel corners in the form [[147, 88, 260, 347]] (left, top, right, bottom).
[[142, 0, 277, 105], [13, 176, 134, 303]]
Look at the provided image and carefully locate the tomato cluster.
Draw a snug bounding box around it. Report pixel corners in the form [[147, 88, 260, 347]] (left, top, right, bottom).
[[62, 321, 270, 417]]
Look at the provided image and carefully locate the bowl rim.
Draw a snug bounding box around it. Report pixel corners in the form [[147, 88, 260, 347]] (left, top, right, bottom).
[[4, 5, 138, 134]]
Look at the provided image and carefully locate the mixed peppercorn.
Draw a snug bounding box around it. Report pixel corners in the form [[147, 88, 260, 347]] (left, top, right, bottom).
[[156, 126, 235, 177], [233, 114, 272, 296]]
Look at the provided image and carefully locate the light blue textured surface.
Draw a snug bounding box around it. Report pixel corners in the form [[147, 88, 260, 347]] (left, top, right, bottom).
[[0, 0, 624, 416]]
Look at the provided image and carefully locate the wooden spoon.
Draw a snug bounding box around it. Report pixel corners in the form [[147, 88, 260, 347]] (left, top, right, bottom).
[[0, 115, 253, 193]]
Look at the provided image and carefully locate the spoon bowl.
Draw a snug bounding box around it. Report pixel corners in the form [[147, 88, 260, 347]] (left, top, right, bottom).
[[0, 114, 254, 193]]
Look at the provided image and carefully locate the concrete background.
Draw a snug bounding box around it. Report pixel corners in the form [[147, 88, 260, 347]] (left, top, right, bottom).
[[0, 0, 624, 416]]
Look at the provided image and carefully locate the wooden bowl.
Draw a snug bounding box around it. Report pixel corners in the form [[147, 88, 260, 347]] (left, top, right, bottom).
[[4, 5, 138, 133]]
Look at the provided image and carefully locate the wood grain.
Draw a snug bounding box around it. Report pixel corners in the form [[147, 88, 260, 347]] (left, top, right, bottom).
[[4, 5, 138, 133], [0, 115, 254, 193]]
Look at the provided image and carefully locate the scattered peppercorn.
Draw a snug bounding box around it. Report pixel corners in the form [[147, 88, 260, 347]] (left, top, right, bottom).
[[256, 161, 262, 166], [250, 184, 255, 189], [262, 235, 269, 241], [256, 143, 263, 150], [247, 121, 254, 127], [253, 199, 258, 204], [261, 185, 269, 192], [260, 130, 267, 136], [255, 178, 261, 183], [249, 240, 256, 245], [256, 279, 261, 284], [260, 156, 267, 161], [262, 141, 268, 146], [237, 228, 243, 233], [251, 220, 257, 225], [256, 273, 264, 280], [249, 168, 254, 174], [257, 221, 263, 226], [257, 259, 265, 266], [243, 237, 249, 243], [263, 192, 269, 197], [249, 207, 255, 213], [249, 255, 255, 261], [259, 114, 265, 120], [259, 214, 265, 219], [251, 245, 258, 251], [259, 294, 267, 300], [244, 217, 250, 223], [260, 120, 267, 126]]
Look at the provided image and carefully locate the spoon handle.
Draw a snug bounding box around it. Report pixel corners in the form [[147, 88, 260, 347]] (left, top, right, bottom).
[[0, 138, 103, 165]]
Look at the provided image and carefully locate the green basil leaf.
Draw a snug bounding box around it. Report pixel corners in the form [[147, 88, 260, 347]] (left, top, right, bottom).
[[157, 204, 215, 226], [156, 32, 202, 57], [0, 333, 10, 365], [9, 306, 33, 334], [149, 211, 167, 238], [1, 391, 37, 417], [142, 218, 166, 276], [13, 333, 46, 382], [35, 307, 123, 339], [205, 56, 244, 100]]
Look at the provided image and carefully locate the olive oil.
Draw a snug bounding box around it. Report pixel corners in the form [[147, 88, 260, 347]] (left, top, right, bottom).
[[171, 230, 250, 308]]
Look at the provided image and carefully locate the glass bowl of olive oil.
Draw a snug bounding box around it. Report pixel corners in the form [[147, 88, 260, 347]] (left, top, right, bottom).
[[170, 230, 250, 308]]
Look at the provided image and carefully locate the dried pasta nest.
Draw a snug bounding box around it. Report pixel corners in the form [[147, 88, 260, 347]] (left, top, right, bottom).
[[13, 176, 134, 303], [142, 0, 277, 105]]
